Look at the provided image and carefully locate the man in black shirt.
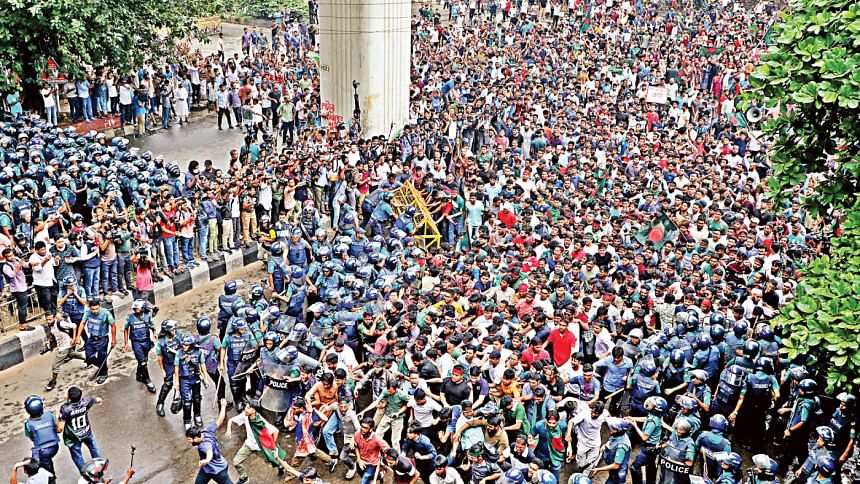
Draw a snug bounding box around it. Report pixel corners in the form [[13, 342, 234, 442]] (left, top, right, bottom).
[[441, 365, 471, 407]]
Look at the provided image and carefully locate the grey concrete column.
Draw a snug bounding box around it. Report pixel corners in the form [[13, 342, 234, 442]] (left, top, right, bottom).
[[319, 0, 411, 137]]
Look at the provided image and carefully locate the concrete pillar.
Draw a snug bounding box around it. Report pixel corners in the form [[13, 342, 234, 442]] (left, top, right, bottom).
[[319, 0, 411, 137]]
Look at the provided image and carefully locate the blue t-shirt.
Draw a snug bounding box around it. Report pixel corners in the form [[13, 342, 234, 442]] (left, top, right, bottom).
[[198, 423, 228, 474], [595, 356, 633, 392]]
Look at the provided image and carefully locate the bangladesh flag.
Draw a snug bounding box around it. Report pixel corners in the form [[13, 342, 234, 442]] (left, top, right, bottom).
[[248, 414, 287, 467], [580, 5, 592, 33], [697, 46, 725, 57], [727, 111, 748, 128], [635, 214, 680, 249], [747, 23, 759, 35], [763, 25, 775, 46]]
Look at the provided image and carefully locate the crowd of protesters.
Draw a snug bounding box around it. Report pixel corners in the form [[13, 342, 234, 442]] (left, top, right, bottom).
[[5, 0, 860, 482]]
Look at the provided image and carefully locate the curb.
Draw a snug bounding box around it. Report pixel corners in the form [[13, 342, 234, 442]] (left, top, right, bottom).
[[0, 245, 260, 372]]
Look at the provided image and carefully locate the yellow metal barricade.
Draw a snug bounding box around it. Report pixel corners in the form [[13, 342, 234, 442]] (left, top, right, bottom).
[[390, 181, 442, 250]]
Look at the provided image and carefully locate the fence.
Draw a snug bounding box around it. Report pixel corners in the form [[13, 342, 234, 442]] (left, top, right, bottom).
[[0, 289, 47, 333]]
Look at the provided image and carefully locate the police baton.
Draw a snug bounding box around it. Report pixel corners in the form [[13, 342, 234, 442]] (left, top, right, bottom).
[[90, 346, 114, 380]]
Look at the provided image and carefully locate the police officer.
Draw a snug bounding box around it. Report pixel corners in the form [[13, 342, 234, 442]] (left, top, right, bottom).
[[796, 426, 836, 482], [730, 356, 778, 449], [748, 454, 779, 484], [368, 191, 395, 236], [683, 369, 712, 415], [723, 321, 748, 362], [58, 275, 87, 333], [123, 299, 156, 393], [217, 280, 240, 339], [712, 451, 742, 483], [779, 378, 819, 473], [282, 266, 308, 322], [155, 320, 181, 417], [710, 364, 746, 419], [695, 414, 731, 480], [627, 396, 667, 484], [249, 284, 269, 314], [286, 228, 311, 269], [807, 454, 837, 484], [197, 317, 226, 404], [175, 333, 209, 429], [220, 319, 257, 412], [72, 299, 116, 385], [589, 417, 631, 484], [661, 349, 690, 393], [23, 395, 60, 481], [691, 334, 720, 384], [657, 418, 695, 484], [267, 241, 289, 296], [627, 358, 661, 418], [827, 392, 856, 483]]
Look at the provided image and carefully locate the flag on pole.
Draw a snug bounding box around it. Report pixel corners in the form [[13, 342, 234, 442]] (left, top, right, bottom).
[[727, 111, 748, 128], [307, 51, 320, 69], [635, 214, 680, 250], [697, 46, 725, 57], [763, 25, 775, 45], [580, 4, 592, 32]]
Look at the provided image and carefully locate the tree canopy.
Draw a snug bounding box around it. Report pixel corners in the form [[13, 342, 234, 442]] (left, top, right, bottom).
[[0, 0, 209, 93], [752, 0, 860, 392], [751, 0, 860, 216]]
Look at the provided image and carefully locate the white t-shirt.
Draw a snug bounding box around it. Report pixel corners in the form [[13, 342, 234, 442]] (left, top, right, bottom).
[[41, 88, 55, 108], [26, 468, 52, 484], [230, 413, 276, 451], [29, 252, 55, 287]]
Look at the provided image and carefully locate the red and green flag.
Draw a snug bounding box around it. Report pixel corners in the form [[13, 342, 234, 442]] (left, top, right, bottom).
[[248, 415, 287, 466], [635, 214, 680, 249], [697, 46, 725, 57], [727, 111, 748, 128]]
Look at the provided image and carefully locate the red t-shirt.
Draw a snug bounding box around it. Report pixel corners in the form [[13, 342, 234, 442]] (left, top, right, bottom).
[[546, 328, 576, 367]]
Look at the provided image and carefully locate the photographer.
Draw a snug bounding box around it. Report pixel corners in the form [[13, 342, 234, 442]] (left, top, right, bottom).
[[99, 222, 120, 297], [29, 241, 58, 325], [2, 247, 34, 331]]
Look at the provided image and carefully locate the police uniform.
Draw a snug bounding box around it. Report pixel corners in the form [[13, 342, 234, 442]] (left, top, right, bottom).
[[216, 293, 240, 338], [82, 307, 115, 378], [602, 431, 632, 484], [198, 334, 225, 401], [630, 414, 662, 484], [175, 344, 205, 427], [711, 365, 746, 417], [657, 431, 695, 484], [60, 284, 87, 327], [124, 311, 155, 385], [696, 430, 731, 480], [268, 255, 290, 294], [24, 411, 60, 476], [155, 331, 181, 410], [735, 370, 778, 448], [222, 330, 257, 408], [628, 374, 660, 418]]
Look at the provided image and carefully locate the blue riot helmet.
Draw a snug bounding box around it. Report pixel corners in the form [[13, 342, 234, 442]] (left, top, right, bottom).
[[271, 241, 284, 256], [709, 414, 728, 432], [196, 317, 212, 335], [694, 333, 712, 350], [669, 349, 686, 366], [644, 396, 668, 415], [24, 395, 44, 417], [639, 358, 658, 377], [244, 308, 260, 323], [249, 285, 265, 299], [709, 324, 725, 342], [224, 280, 238, 295], [732, 320, 749, 337]]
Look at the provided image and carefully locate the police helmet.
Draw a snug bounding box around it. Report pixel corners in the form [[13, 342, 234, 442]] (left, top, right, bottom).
[[224, 280, 238, 295], [709, 414, 728, 432], [24, 395, 44, 417], [180, 334, 196, 346], [639, 358, 657, 377], [196, 317, 212, 335], [81, 457, 110, 482], [799, 378, 817, 393], [161, 320, 178, 332], [270, 241, 284, 255], [249, 284, 265, 299], [645, 396, 668, 415]]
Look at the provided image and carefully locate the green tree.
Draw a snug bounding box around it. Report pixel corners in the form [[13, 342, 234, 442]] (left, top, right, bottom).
[[751, 0, 860, 391], [751, 0, 860, 215], [0, 0, 209, 99]]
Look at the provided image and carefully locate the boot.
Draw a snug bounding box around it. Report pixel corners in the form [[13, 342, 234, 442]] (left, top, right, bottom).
[[135, 364, 144, 382], [156, 385, 171, 417], [193, 397, 203, 427], [142, 367, 156, 393], [183, 401, 193, 429]]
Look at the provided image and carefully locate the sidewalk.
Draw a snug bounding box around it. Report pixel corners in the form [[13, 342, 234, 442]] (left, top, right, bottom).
[[0, 245, 261, 371]]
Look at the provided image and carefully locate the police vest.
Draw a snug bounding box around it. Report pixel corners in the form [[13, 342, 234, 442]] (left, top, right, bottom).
[[660, 435, 694, 473], [217, 294, 239, 321], [198, 336, 221, 375], [285, 286, 306, 317], [602, 434, 631, 480], [85, 310, 112, 338], [698, 431, 729, 463], [631, 374, 659, 406], [270, 256, 288, 293], [287, 241, 307, 265], [747, 373, 773, 402], [27, 413, 59, 449], [226, 334, 250, 363], [178, 349, 202, 378], [158, 336, 180, 368], [62, 288, 86, 315], [127, 313, 152, 342]]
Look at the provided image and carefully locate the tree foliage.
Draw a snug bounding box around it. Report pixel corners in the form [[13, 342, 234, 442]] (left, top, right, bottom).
[[753, 0, 860, 392], [750, 0, 860, 216], [0, 0, 209, 93], [778, 204, 860, 392]]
